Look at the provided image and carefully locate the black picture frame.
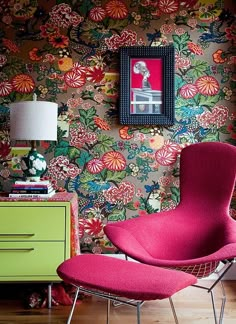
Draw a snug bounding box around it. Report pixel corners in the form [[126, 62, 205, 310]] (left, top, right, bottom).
[[119, 45, 175, 125]]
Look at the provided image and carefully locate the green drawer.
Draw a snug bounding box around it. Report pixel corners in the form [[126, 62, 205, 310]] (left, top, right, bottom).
[[0, 242, 65, 277], [0, 206, 66, 240]]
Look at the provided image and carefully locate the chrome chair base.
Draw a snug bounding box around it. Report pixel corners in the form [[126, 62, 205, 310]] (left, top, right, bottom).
[[192, 260, 234, 324], [66, 285, 179, 324]]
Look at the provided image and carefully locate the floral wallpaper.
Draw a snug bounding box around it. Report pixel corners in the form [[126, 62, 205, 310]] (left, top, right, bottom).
[[0, 0, 235, 254]]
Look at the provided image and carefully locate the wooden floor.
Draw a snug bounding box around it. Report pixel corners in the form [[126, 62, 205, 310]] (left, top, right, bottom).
[[0, 281, 236, 323]]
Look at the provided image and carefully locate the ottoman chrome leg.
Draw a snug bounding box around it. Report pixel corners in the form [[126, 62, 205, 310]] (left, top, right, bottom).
[[106, 298, 111, 324], [137, 302, 141, 324], [67, 287, 80, 324], [169, 297, 179, 324]]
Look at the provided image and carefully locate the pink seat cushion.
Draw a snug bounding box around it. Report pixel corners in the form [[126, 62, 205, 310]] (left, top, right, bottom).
[[57, 254, 197, 301]]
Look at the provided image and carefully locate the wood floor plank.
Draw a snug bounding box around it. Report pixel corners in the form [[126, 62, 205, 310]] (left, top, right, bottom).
[[0, 281, 235, 323]]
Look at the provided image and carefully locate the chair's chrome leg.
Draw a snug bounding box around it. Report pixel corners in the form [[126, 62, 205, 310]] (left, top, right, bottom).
[[169, 297, 179, 324], [137, 302, 141, 324], [67, 287, 80, 324], [219, 280, 226, 324], [106, 298, 111, 324], [209, 290, 218, 324]]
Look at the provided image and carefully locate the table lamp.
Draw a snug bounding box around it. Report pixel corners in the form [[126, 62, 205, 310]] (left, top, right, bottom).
[[10, 95, 58, 182]]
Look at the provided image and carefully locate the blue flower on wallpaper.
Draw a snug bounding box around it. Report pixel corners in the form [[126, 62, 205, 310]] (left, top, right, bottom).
[[87, 180, 111, 192], [145, 183, 160, 193], [178, 105, 204, 119]]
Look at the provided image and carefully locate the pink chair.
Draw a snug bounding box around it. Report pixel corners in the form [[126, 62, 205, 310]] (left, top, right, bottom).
[[104, 142, 236, 324]]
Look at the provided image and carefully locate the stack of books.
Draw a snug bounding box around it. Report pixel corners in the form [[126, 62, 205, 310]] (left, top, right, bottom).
[[9, 180, 56, 198]]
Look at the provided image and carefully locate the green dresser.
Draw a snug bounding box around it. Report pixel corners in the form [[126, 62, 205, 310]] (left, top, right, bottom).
[[0, 202, 71, 281]]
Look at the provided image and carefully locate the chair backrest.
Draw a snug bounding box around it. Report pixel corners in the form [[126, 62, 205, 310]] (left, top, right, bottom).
[[179, 142, 236, 214]]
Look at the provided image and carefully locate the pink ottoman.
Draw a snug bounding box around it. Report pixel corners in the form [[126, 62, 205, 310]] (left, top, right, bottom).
[[57, 254, 197, 324]]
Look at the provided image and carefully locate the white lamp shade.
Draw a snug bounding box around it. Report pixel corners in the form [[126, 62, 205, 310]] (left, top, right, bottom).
[[10, 101, 58, 141]]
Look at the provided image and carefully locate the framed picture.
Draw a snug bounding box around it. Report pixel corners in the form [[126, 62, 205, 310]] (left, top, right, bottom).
[[119, 45, 175, 125]]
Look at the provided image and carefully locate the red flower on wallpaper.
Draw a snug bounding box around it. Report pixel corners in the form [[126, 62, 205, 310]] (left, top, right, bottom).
[[155, 149, 177, 166], [225, 25, 236, 43], [195, 76, 220, 96], [49, 3, 83, 28], [86, 158, 105, 174], [104, 181, 135, 205], [89, 6, 107, 22], [64, 70, 86, 88], [86, 66, 105, 83], [48, 156, 81, 180], [84, 218, 103, 236], [105, 0, 128, 19], [163, 140, 180, 154], [158, 0, 179, 14], [0, 141, 11, 158], [11, 74, 35, 93], [196, 105, 229, 128], [70, 125, 98, 148], [0, 81, 13, 97], [102, 151, 126, 171], [105, 30, 138, 51], [179, 83, 198, 99]]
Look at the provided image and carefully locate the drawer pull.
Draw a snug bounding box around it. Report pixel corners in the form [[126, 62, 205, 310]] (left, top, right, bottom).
[[0, 233, 35, 237], [0, 248, 34, 252]]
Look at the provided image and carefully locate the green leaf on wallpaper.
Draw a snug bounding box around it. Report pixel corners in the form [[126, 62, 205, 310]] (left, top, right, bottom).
[[68, 147, 81, 160], [77, 150, 91, 167], [78, 0, 93, 16], [198, 94, 220, 108], [170, 186, 180, 204], [125, 202, 136, 210], [79, 108, 96, 129], [173, 33, 190, 53], [54, 140, 69, 156], [202, 132, 219, 142], [79, 170, 95, 185], [219, 126, 230, 135], [106, 18, 129, 30], [108, 209, 126, 221], [188, 60, 208, 78], [106, 170, 126, 182], [5, 56, 24, 76], [94, 134, 114, 154]]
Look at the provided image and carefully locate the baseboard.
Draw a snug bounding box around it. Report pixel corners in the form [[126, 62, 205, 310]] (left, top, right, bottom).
[[106, 254, 236, 280]]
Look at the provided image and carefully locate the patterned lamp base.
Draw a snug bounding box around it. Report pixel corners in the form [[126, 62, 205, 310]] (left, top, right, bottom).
[[21, 149, 47, 182]]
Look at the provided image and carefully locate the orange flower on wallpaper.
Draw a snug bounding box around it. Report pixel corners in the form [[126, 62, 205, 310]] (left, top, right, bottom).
[[105, 0, 128, 19], [2, 38, 19, 53], [94, 116, 111, 130], [29, 48, 43, 61], [49, 34, 69, 48], [187, 41, 203, 55], [212, 49, 227, 64], [58, 57, 73, 71], [11, 74, 35, 93], [119, 126, 134, 140], [102, 151, 126, 171], [195, 76, 220, 96]]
